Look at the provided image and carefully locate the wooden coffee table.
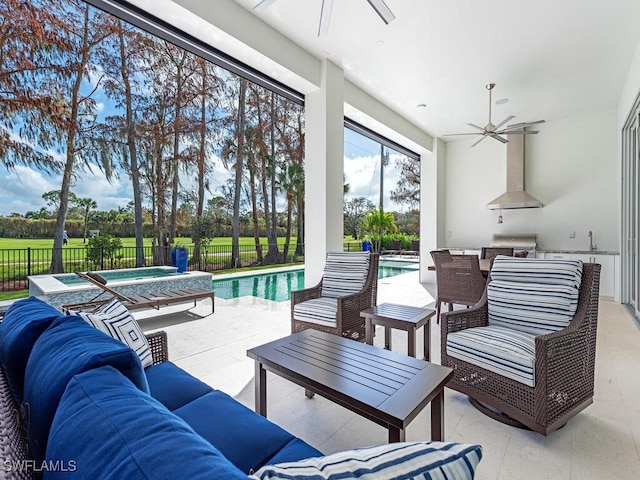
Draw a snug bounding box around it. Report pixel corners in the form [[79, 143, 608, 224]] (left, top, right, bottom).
[[360, 303, 435, 360], [247, 330, 453, 443]]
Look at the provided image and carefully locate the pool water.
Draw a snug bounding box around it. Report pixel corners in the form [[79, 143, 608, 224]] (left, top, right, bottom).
[[212, 260, 418, 302], [55, 267, 179, 285]]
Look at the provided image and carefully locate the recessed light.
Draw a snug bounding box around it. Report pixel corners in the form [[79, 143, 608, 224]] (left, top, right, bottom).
[[495, 98, 509, 105], [416, 103, 427, 109], [376, 40, 385, 47]]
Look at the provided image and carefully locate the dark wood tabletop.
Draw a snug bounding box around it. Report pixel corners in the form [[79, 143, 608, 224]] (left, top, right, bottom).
[[247, 329, 453, 442], [360, 303, 436, 360], [428, 258, 491, 274]]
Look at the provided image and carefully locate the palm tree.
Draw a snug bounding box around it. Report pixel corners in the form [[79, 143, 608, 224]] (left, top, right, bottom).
[[75, 197, 98, 243], [362, 206, 398, 253]]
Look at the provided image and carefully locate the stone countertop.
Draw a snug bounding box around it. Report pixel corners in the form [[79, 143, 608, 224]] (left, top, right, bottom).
[[538, 249, 619, 255]]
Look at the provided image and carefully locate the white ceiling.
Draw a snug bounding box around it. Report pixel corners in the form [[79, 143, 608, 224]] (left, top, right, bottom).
[[233, 0, 640, 141]]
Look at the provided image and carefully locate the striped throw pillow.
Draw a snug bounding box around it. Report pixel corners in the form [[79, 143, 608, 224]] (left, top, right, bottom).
[[250, 441, 482, 480], [490, 256, 583, 289], [321, 252, 371, 299], [79, 299, 153, 368]]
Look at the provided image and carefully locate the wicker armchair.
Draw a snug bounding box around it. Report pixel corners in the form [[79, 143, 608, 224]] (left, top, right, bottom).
[[480, 247, 514, 259], [430, 251, 486, 324], [291, 252, 379, 341], [441, 260, 601, 435]]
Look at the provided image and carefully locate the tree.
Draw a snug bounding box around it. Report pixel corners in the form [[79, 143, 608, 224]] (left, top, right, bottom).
[[362, 206, 398, 253], [86, 233, 122, 269], [344, 197, 374, 239], [391, 156, 420, 208], [48, 1, 114, 273], [75, 197, 97, 243]]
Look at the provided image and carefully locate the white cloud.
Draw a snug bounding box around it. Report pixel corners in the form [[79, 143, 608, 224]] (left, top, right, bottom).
[[0, 167, 58, 214]]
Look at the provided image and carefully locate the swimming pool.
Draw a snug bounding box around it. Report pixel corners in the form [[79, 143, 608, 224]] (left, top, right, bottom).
[[212, 259, 418, 302]]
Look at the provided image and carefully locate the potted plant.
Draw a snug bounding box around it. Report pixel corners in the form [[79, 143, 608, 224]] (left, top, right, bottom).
[[171, 242, 189, 273]]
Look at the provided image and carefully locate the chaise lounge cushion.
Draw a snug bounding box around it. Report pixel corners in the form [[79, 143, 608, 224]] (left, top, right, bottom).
[[447, 325, 536, 387], [173, 390, 322, 474], [0, 297, 63, 404], [24, 315, 149, 464], [249, 441, 483, 480], [321, 252, 370, 299], [46, 366, 248, 480], [145, 360, 214, 411]]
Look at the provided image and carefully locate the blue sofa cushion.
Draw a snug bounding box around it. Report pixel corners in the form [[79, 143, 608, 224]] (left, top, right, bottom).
[[250, 441, 483, 480], [145, 361, 213, 411], [45, 366, 247, 480], [174, 390, 318, 474], [264, 438, 322, 467], [0, 297, 63, 405], [24, 314, 149, 464]]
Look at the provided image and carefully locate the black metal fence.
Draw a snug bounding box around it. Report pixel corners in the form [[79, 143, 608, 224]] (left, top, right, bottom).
[[0, 244, 306, 292]]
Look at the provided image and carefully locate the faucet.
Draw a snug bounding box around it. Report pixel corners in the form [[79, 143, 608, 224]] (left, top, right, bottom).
[[588, 231, 597, 252]]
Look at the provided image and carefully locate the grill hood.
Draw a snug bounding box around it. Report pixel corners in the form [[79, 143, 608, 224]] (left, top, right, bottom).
[[487, 133, 542, 210]]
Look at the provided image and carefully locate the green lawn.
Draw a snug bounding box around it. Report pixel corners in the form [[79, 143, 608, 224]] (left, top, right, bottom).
[[0, 237, 301, 249]]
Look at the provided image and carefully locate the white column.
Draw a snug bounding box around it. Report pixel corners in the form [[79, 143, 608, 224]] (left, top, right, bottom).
[[419, 139, 442, 284], [304, 60, 344, 286]]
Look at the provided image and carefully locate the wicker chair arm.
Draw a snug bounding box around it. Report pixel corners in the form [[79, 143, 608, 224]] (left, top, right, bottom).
[[441, 294, 489, 334], [145, 330, 168, 365], [290, 281, 323, 306]]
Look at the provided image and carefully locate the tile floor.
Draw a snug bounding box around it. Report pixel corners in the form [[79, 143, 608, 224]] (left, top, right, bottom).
[[134, 270, 640, 480]]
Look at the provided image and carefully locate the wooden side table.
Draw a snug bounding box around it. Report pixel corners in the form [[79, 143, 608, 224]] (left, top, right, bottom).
[[361, 303, 436, 361]]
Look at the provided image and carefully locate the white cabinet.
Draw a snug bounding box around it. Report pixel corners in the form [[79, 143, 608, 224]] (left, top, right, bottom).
[[540, 252, 618, 300], [571, 254, 617, 300]]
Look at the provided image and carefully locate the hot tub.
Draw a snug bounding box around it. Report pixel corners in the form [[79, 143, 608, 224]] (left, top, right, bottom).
[[29, 266, 213, 309]]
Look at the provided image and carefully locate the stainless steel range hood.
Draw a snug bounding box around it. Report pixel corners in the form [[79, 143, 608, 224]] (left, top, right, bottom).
[[487, 133, 542, 210]]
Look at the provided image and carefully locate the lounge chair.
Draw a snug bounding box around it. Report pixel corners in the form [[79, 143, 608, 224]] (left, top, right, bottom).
[[62, 272, 214, 314], [381, 239, 402, 255]]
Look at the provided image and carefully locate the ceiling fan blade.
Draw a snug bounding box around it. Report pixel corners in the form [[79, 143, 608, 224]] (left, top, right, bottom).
[[366, 0, 396, 24], [318, 0, 334, 36], [490, 134, 509, 144], [494, 115, 516, 131], [254, 0, 277, 11], [496, 129, 540, 135], [471, 136, 488, 147], [442, 132, 484, 136], [502, 119, 546, 131], [466, 123, 486, 132]]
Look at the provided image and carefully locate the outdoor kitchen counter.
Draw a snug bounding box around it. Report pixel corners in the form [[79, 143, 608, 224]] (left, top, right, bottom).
[[538, 249, 619, 255]]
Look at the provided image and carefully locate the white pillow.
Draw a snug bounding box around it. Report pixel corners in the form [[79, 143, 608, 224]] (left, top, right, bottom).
[[79, 299, 153, 368], [250, 441, 482, 480]]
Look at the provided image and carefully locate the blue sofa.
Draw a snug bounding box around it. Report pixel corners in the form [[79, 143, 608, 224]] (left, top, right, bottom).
[[0, 297, 483, 479]]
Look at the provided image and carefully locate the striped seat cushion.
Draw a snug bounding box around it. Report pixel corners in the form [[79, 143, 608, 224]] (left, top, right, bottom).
[[490, 256, 583, 289], [293, 297, 338, 326], [250, 441, 482, 480], [487, 280, 580, 336], [447, 325, 536, 387], [321, 251, 371, 299]]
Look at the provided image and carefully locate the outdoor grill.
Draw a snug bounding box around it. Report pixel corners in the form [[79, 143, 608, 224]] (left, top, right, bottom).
[[490, 233, 538, 258]]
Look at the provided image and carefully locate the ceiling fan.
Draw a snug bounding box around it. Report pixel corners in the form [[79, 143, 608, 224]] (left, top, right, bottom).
[[444, 83, 545, 147], [253, 0, 395, 36]]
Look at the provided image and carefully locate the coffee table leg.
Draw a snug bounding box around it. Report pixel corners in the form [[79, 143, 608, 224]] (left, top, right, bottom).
[[255, 361, 267, 417], [388, 426, 405, 443], [431, 389, 445, 441]]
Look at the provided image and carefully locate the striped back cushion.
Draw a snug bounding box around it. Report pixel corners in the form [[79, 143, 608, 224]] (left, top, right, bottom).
[[321, 251, 371, 299], [488, 257, 583, 336], [490, 256, 583, 289]]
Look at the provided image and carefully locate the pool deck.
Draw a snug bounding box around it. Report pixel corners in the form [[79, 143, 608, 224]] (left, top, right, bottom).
[[132, 270, 640, 480]]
